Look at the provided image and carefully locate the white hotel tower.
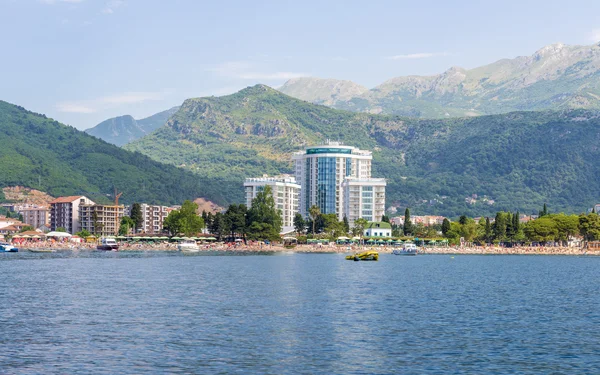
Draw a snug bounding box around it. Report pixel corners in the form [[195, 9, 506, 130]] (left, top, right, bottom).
[[292, 141, 386, 225]]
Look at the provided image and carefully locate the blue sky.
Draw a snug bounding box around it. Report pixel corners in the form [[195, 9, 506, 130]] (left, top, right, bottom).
[[1, 0, 600, 129]]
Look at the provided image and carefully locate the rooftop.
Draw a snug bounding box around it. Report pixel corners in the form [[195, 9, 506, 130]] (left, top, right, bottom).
[[366, 221, 392, 230], [49, 196, 85, 204]]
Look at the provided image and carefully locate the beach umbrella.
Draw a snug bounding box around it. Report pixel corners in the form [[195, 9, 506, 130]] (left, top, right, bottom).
[[32, 235, 41, 239], [205, 237, 217, 241], [337, 236, 349, 240], [159, 236, 169, 240], [12, 235, 22, 238], [171, 236, 182, 240], [21, 235, 31, 239]]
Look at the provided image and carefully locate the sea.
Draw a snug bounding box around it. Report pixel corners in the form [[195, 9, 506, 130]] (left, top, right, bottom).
[[1, 251, 599, 374]]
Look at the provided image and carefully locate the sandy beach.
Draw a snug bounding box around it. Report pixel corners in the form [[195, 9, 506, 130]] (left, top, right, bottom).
[[11, 239, 600, 256]]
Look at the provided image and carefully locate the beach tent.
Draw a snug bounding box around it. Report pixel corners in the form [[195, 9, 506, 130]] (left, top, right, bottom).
[[47, 231, 72, 238]]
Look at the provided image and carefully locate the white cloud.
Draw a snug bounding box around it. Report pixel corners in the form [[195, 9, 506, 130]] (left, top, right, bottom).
[[589, 29, 600, 43], [39, 0, 84, 4], [56, 103, 96, 114], [208, 61, 307, 81], [56, 91, 166, 114], [388, 52, 450, 60], [102, 0, 125, 15]]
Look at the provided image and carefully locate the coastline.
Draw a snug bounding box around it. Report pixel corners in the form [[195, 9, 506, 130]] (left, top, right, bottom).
[[14, 242, 600, 256]]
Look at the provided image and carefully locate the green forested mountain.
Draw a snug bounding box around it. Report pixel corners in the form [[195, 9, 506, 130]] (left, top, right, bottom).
[[0, 100, 227, 205], [85, 106, 179, 146], [125, 85, 600, 217], [280, 43, 600, 118]]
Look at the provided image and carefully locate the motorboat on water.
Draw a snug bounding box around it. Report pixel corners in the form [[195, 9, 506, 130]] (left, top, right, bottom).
[[97, 238, 119, 251], [0, 242, 18, 252], [393, 242, 418, 256], [346, 250, 379, 261], [178, 239, 200, 252]]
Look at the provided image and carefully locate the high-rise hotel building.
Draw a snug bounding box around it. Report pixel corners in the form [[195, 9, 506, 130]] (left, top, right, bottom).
[[244, 175, 301, 229], [292, 141, 386, 224]]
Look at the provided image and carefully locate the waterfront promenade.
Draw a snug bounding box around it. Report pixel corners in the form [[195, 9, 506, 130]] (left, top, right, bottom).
[[12, 240, 599, 256]]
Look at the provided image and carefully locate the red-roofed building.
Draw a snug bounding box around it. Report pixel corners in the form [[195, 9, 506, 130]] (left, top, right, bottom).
[[50, 196, 95, 234]]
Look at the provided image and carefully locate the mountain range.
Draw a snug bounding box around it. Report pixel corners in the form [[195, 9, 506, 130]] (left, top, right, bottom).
[[85, 106, 179, 146], [279, 43, 600, 118], [0, 101, 226, 206], [124, 84, 600, 217]]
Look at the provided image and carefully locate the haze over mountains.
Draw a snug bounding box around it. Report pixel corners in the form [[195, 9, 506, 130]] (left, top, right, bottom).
[[280, 43, 600, 118]]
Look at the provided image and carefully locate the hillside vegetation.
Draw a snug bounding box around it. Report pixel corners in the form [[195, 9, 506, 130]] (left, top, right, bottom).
[[125, 85, 600, 217], [0, 100, 228, 206]]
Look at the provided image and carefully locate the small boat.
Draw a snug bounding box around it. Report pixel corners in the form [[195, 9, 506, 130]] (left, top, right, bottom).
[[178, 239, 200, 252], [97, 238, 119, 251], [346, 250, 379, 261], [0, 243, 18, 253], [393, 243, 418, 256]]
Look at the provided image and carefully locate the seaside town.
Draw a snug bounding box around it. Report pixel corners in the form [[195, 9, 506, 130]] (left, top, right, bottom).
[[2, 141, 600, 255]]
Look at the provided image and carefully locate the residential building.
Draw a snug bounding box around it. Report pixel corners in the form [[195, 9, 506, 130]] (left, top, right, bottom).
[[364, 221, 392, 237], [79, 204, 125, 236], [19, 206, 50, 229], [342, 178, 386, 224], [49, 196, 95, 234], [244, 175, 301, 229], [128, 204, 171, 234], [292, 141, 386, 223]]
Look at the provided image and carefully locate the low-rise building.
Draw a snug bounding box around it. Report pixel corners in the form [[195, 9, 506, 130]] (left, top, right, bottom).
[[19, 206, 50, 229], [342, 178, 386, 226], [79, 204, 125, 236], [244, 175, 300, 229], [364, 221, 392, 237], [50, 196, 95, 234]]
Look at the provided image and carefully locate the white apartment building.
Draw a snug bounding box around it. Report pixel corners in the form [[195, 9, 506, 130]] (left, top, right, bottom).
[[79, 204, 125, 236], [342, 178, 386, 224], [19, 206, 50, 229], [132, 204, 171, 234], [244, 175, 300, 229], [49, 196, 95, 234], [293, 141, 385, 223]]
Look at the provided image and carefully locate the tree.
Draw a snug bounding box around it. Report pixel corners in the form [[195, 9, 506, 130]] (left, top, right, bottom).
[[524, 217, 558, 243], [209, 212, 226, 240], [352, 218, 368, 237], [76, 229, 92, 238], [119, 216, 136, 236], [322, 214, 345, 240], [19, 226, 34, 233], [403, 208, 413, 236], [493, 212, 507, 241], [459, 215, 468, 225], [163, 200, 205, 236], [246, 185, 282, 240], [539, 203, 548, 218], [441, 218, 451, 236], [309, 205, 321, 234], [579, 213, 600, 242], [381, 215, 390, 223], [549, 213, 579, 245], [56, 227, 67, 233], [92, 211, 103, 235], [224, 204, 248, 240], [513, 212, 520, 239], [130, 203, 143, 233], [294, 213, 305, 234], [343, 215, 350, 234], [485, 217, 492, 243]]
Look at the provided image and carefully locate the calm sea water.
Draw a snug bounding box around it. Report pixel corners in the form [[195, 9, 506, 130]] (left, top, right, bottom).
[[1, 251, 599, 374]]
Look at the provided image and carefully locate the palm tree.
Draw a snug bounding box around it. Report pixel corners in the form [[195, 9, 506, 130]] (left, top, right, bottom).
[[309, 205, 321, 234]]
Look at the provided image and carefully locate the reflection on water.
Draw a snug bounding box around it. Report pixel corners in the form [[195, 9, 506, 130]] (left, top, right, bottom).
[[1, 253, 600, 374]]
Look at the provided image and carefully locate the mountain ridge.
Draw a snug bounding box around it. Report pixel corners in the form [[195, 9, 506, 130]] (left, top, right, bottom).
[[279, 42, 600, 118], [85, 106, 179, 146], [125, 84, 600, 216]]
